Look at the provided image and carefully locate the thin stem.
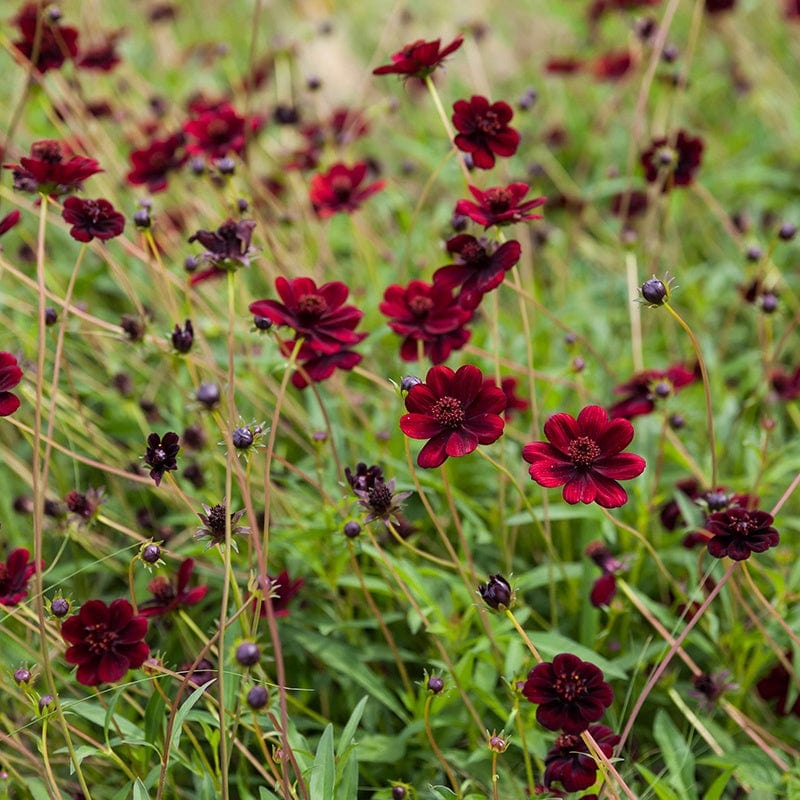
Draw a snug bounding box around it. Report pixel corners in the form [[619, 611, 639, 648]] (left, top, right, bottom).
[[423, 694, 461, 798], [503, 609, 543, 664], [424, 75, 471, 185]]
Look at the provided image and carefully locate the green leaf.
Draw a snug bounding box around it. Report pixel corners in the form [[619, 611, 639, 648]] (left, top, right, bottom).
[[66, 699, 143, 740], [26, 779, 53, 800], [133, 777, 150, 800], [336, 748, 359, 800], [701, 768, 735, 800], [653, 710, 697, 800], [259, 788, 280, 800], [525, 631, 627, 679], [168, 680, 215, 761], [336, 695, 368, 758], [309, 723, 335, 800], [635, 764, 683, 800]]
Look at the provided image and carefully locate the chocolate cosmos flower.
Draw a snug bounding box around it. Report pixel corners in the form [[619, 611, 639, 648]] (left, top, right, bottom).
[[138, 559, 209, 617], [608, 363, 696, 419], [544, 724, 620, 792], [372, 35, 464, 78], [12, 3, 79, 73], [455, 183, 546, 228], [188, 218, 257, 271], [126, 133, 187, 193], [452, 95, 520, 169], [143, 432, 180, 486], [5, 140, 102, 197], [0, 352, 23, 416], [0, 548, 39, 606], [641, 130, 704, 191], [309, 162, 385, 218], [705, 507, 779, 561], [61, 197, 125, 242]]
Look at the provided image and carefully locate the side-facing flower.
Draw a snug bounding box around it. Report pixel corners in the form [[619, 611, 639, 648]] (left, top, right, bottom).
[[0, 548, 39, 606], [126, 133, 187, 193], [143, 432, 180, 487], [309, 162, 385, 218], [522, 405, 646, 508], [138, 559, 209, 617], [522, 653, 614, 734], [12, 3, 79, 73], [183, 102, 260, 159], [641, 130, 704, 191], [705, 507, 779, 561], [252, 570, 304, 618], [62, 598, 149, 686], [452, 95, 521, 169], [188, 218, 257, 272], [372, 35, 463, 78], [0, 352, 23, 416], [194, 503, 250, 551], [4, 140, 102, 197], [608, 363, 696, 419], [544, 724, 620, 792], [455, 183, 546, 228], [280, 340, 364, 389], [400, 364, 506, 468], [349, 465, 411, 524], [61, 197, 125, 242]]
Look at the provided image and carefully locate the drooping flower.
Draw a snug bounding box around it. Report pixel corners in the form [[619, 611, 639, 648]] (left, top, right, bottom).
[[143, 432, 180, 487], [433, 235, 522, 310], [194, 503, 250, 551], [522, 653, 614, 734], [0, 548, 38, 606], [452, 95, 520, 170], [372, 35, 464, 79], [61, 197, 125, 242], [4, 140, 102, 197], [608, 363, 696, 419], [309, 162, 385, 218], [0, 352, 23, 417], [455, 183, 546, 228], [62, 598, 149, 686], [188, 218, 257, 273], [183, 102, 261, 160], [380, 280, 472, 364], [12, 3, 79, 73], [346, 462, 411, 524], [126, 133, 187, 193], [641, 130, 704, 191], [585, 541, 625, 608], [249, 277, 365, 355], [400, 364, 506, 469], [523, 406, 646, 508], [704, 507, 779, 561], [252, 570, 304, 618], [544, 724, 620, 792], [138, 559, 209, 617]]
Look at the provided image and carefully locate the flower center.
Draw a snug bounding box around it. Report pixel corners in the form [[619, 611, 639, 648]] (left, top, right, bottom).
[[408, 295, 433, 316], [331, 176, 353, 200], [207, 118, 230, 141], [149, 151, 168, 170], [476, 110, 501, 136], [153, 446, 167, 464], [297, 293, 328, 320], [554, 733, 582, 750], [431, 395, 465, 428], [554, 670, 587, 701], [207, 504, 227, 534], [567, 436, 601, 466], [731, 514, 756, 535], [367, 481, 393, 514], [148, 576, 175, 603], [85, 625, 118, 655], [32, 141, 63, 163], [458, 240, 487, 265], [484, 188, 512, 212]]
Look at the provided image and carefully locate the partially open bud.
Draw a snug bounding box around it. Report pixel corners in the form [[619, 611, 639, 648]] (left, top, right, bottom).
[[477, 574, 513, 610]]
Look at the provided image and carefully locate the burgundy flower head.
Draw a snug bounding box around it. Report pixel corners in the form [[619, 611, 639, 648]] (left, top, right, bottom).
[[372, 35, 463, 79], [62, 598, 149, 686], [0, 548, 39, 606], [0, 352, 23, 417], [144, 432, 180, 487], [12, 3, 79, 73], [591, 50, 633, 81], [757, 653, 800, 717], [183, 102, 261, 159], [62, 197, 125, 242], [545, 56, 584, 75], [139, 558, 209, 617], [433, 235, 522, 310], [400, 364, 506, 468], [77, 34, 123, 72], [250, 277, 365, 355], [522, 653, 614, 734], [544, 724, 620, 792], [380, 280, 472, 364], [309, 162, 385, 218], [253, 570, 305, 618], [188, 218, 257, 272], [492, 376, 529, 420], [4, 140, 102, 197], [641, 130, 704, 191], [127, 133, 187, 193], [705, 507, 779, 561], [452, 95, 520, 170], [769, 365, 800, 401], [455, 183, 546, 228], [608, 363, 696, 419], [523, 405, 646, 508]]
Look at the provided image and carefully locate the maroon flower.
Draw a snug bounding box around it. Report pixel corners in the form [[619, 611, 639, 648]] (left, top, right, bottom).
[[0, 548, 38, 606], [455, 183, 546, 228], [380, 280, 472, 364], [4, 140, 102, 197], [188, 218, 257, 271], [757, 654, 800, 717], [62, 598, 149, 686], [61, 197, 125, 243], [523, 406, 646, 508], [705, 507, 779, 561], [280, 340, 364, 390], [12, 3, 79, 73], [126, 133, 187, 193], [309, 162, 385, 218], [786, 0, 800, 19], [372, 35, 463, 79], [544, 724, 620, 792], [399, 364, 506, 469], [249, 277, 365, 355], [452, 95, 521, 170], [139, 559, 209, 617], [609, 189, 648, 221], [143, 431, 180, 487], [433, 235, 522, 310], [491, 376, 529, 420], [545, 56, 584, 75], [591, 50, 633, 81], [77, 34, 122, 71], [522, 653, 614, 734], [253, 570, 305, 618], [641, 130, 704, 191], [769, 365, 800, 401], [0, 210, 21, 237], [0, 352, 23, 417], [183, 102, 260, 160], [608, 363, 696, 419], [589, 573, 617, 607]]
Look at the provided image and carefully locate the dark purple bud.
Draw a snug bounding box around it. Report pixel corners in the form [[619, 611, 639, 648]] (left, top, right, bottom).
[[14, 668, 31, 684], [142, 543, 161, 564], [196, 382, 220, 408], [344, 521, 361, 538], [232, 427, 254, 449], [45, 307, 58, 326], [778, 222, 796, 241], [253, 315, 272, 330], [133, 209, 151, 229], [235, 642, 260, 667], [246, 685, 269, 709], [50, 598, 70, 618], [171, 320, 194, 353], [641, 277, 668, 306], [400, 375, 421, 391], [478, 574, 513, 610], [427, 675, 444, 694]]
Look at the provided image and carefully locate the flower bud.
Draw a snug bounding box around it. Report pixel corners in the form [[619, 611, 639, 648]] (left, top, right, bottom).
[[477, 574, 513, 610], [133, 209, 151, 230], [246, 685, 269, 709], [427, 675, 444, 694], [253, 315, 272, 330], [343, 521, 361, 538], [400, 375, 421, 391], [196, 382, 220, 409], [50, 598, 70, 618], [235, 642, 260, 667], [641, 277, 668, 306], [232, 427, 254, 449], [141, 543, 162, 564], [778, 222, 797, 241], [14, 668, 31, 684]]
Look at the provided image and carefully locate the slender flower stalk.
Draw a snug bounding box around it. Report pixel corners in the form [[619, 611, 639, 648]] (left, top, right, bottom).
[[423, 693, 461, 797], [425, 75, 472, 185]]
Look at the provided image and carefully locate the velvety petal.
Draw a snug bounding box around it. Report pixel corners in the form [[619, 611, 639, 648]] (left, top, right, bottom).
[[184, 585, 209, 605], [536, 702, 568, 732], [594, 452, 646, 480], [470, 147, 496, 170], [432, 264, 471, 290], [80, 599, 110, 626], [467, 385, 507, 416], [97, 651, 129, 683], [595, 417, 636, 456], [416, 432, 450, 468], [64, 643, 92, 664], [575, 405, 614, 442], [542, 412, 580, 452], [444, 428, 478, 458], [562, 473, 600, 505], [318, 281, 349, 309], [425, 365, 456, 398], [707, 537, 730, 559], [124, 640, 151, 669], [107, 598, 134, 630], [399, 412, 443, 439], [176, 559, 194, 593], [586, 474, 629, 509], [403, 384, 437, 414], [0, 392, 20, 415], [118, 615, 149, 643], [453, 364, 483, 405], [463, 414, 505, 444], [76, 661, 100, 686]]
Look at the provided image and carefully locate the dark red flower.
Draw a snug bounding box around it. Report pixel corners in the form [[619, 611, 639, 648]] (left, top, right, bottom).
[[143, 431, 180, 487], [585, 541, 623, 607], [188, 218, 257, 271], [589, 573, 617, 607], [0, 548, 38, 606], [253, 570, 304, 618], [183, 102, 260, 159], [399, 364, 506, 469], [608, 363, 696, 419], [757, 654, 800, 717], [609, 189, 648, 220], [0, 210, 21, 237], [544, 724, 620, 792], [12, 3, 79, 73], [491, 376, 529, 420], [250, 277, 365, 356], [455, 183, 546, 228], [705, 0, 736, 11], [139, 559, 209, 617], [0, 352, 23, 417], [786, 0, 800, 19], [523, 406, 646, 508], [705, 507, 779, 561], [545, 57, 584, 75], [62, 598, 149, 686], [452, 95, 520, 170], [641, 130, 704, 191], [76, 33, 122, 71], [522, 653, 614, 734], [770, 365, 800, 401], [126, 133, 187, 193], [61, 197, 125, 242], [380, 280, 472, 364], [372, 35, 463, 79], [592, 50, 633, 81], [309, 162, 385, 218], [433, 235, 522, 310], [4, 140, 102, 197]]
